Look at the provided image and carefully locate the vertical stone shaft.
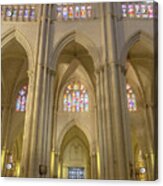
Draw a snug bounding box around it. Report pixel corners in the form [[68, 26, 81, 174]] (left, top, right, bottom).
[[100, 68, 108, 178], [102, 2, 114, 179], [95, 71, 104, 179], [104, 3, 130, 179], [20, 5, 52, 177]]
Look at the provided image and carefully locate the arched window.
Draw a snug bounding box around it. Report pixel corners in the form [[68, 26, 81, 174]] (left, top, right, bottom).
[[63, 81, 89, 112], [16, 85, 28, 112], [56, 3, 93, 21], [121, 2, 154, 19], [126, 84, 137, 112]]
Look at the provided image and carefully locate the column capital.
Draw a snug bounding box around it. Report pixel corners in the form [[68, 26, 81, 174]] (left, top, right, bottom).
[[39, 64, 56, 75], [27, 70, 34, 78], [145, 102, 155, 109], [95, 64, 105, 74], [108, 61, 126, 74]]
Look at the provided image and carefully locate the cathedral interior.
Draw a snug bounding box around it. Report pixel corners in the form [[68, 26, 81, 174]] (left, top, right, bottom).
[[1, 2, 158, 180]]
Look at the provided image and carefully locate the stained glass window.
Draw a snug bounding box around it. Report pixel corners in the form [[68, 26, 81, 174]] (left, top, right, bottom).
[[126, 84, 137, 112], [63, 6, 68, 20], [1, 5, 37, 21], [16, 85, 28, 112], [24, 7, 30, 19], [63, 81, 89, 112], [18, 6, 24, 18], [87, 5, 92, 18], [6, 8, 12, 17], [30, 6, 36, 20], [135, 4, 141, 18], [80, 6, 86, 18], [12, 7, 18, 19], [121, 2, 154, 19], [128, 4, 135, 18], [75, 6, 80, 18], [68, 167, 85, 179], [56, 4, 93, 21], [56, 6, 62, 20], [68, 6, 74, 19]]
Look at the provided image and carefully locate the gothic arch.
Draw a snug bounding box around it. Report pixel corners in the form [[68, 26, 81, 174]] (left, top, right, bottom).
[[1, 28, 34, 71], [59, 124, 91, 179], [49, 31, 100, 70], [57, 120, 92, 154], [126, 62, 146, 106], [121, 31, 153, 66], [123, 31, 154, 158], [122, 30, 154, 107]]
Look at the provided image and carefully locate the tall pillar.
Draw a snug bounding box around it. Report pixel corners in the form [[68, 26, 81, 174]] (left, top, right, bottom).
[[145, 103, 154, 146], [54, 152, 59, 178], [103, 3, 131, 179], [91, 152, 97, 179], [20, 4, 53, 177], [103, 63, 114, 179], [95, 70, 105, 179], [44, 69, 56, 177], [99, 67, 108, 178]]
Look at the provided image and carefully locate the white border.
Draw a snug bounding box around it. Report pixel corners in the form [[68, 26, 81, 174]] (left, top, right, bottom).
[[0, 0, 162, 186]]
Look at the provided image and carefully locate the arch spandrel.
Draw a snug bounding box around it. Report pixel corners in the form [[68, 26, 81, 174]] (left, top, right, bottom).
[[49, 31, 101, 71], [121, 31, 154, 66], [1, 28, 34, 71]]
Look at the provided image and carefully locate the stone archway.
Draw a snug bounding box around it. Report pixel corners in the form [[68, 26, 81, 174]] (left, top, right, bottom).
[[124, 33, 155, 180], [50, 39, 97, 179], [1, 37, 29, 177], [59, 126, 91, 179]]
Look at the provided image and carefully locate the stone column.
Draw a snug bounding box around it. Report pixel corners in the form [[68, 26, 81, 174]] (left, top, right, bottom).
[[99, 67, 109, 178], [103, 64, 114, 179], [54, 152, 59, 178], [95, 70, 105, 179], [91, 153, 97, 179], [44, 69, 56, 177], [103, 3, 130, 179], [145, 103, 154, 145], [141, 102, 155, 181], [37, 5, 53, 175], [20, 4, 53, 177]]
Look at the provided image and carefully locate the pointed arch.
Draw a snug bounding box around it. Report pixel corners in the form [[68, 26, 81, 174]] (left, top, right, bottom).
[[126, 62, 146, 105], [49, 31, 100, 70], [1, 28, 34, 71], [57, 119, 92, 153], [121, 31, 154, 66]]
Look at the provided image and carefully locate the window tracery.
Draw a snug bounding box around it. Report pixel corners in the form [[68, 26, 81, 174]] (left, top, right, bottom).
[[121, 2, 155, 18], [56, 3, 93, 21], [63, 81, 89, 112], [16, 85, 28, 112], [1, 5, 37, 21]]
